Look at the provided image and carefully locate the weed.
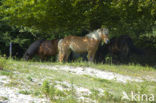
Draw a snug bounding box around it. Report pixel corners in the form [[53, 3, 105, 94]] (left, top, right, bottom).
[[27, 76, 33, 82], [0, 56, 7, 70], [19, 90, 31, 95], [0, 71, 12, 76], [41, 80, 78, 102], [105, 56, 112, 65], [0, 96, 8, 101], [42, 80, 50, 97]]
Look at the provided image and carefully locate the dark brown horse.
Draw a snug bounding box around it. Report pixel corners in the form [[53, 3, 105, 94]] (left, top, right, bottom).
[[23, 39, 59, 60], [95, 35, 143, 63]]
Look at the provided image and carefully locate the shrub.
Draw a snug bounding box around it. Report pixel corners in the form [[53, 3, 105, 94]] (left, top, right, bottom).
[[0, 56, 7, 70], [41, 80, 50, 97]]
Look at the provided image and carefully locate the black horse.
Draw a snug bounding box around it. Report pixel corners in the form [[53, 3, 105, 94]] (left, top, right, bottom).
[[23, 39, 44, 60], [95, 35, 143, 63]]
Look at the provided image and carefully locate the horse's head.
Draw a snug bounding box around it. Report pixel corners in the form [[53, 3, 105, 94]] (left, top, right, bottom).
[[99, 28, 109, 44], [23, 53, 30, 61]]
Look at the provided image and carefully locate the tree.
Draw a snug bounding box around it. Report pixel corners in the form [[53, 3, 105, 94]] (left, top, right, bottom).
[[0, 0, 156, 37]]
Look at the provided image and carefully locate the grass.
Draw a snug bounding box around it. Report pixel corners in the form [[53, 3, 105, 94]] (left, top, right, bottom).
[[0, 58, 156, 102], [0, 56, 7, 70], [26, 60, 156, 79], [0, 96, 8, 101], [41, 80, 78, 103], [0, 70, 13, 76], [19, 90, 32, 95]]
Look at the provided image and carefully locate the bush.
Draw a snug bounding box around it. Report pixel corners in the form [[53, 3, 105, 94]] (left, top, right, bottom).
[[136, 35, 156, 50], [0, 56, 7, 70]]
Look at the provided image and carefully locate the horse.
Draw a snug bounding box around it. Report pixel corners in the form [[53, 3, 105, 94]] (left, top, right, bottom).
[[58, 28, 109, 62], [95, 35, 143, 63], [38, 39, 58, 60], [23, 39, 59, 60], [23, 39, 44, 60]]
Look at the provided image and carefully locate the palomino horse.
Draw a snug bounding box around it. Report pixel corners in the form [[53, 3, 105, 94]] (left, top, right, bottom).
[[58, 28, 109, 62], [23, 39, 58, 60]]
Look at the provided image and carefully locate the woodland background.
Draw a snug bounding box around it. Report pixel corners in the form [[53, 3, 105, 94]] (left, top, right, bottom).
[[0, 0, 155, 63]]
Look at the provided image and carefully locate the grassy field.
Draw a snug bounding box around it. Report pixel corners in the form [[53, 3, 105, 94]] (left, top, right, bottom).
[[0, 58, 156, 103]]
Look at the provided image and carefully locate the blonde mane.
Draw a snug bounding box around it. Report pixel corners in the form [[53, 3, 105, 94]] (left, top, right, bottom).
[[86, 28, 109, 40]]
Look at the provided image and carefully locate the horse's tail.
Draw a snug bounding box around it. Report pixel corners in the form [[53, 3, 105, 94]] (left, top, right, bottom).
[[23, 39, 45, 60], [58, 39, 63, 49], [57, 39, 64, 61]]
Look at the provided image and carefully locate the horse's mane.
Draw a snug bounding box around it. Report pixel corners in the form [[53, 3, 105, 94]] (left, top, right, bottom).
[[86, 29, 101, 40], [86, 28, 109, 40]]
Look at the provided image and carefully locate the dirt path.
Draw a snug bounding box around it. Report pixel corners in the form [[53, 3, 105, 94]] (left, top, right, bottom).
[[38, 65, 144, 83]]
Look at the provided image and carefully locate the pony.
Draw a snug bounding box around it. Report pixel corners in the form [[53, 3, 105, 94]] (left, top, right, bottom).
[[38, 39, 58, 60], [58, 28, 109, 62], [23, 39, 58, 60], [95, 35, 143, 63]]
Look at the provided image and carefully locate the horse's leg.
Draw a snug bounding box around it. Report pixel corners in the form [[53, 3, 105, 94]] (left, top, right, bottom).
[[87, 50, 96, 62], [38, 54, 45, 62], [58, 51, 65, 62], [64, 50, 71, 62]]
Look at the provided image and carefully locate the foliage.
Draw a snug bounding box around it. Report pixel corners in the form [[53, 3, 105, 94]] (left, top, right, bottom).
[[19, 90, 31, 95], [41, 80, 50, 97], [0, 0, 156, 36], [0, 0, 156, 58], [41, 80, 77, 102], [0, 22, 39, 57], [0, 56, 7, 69], [137, 34, 156, 50]]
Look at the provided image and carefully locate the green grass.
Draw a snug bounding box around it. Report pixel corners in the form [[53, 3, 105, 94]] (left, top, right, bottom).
[[41, 80, 77, 102], [19, 90, 32, 95], [25, 60, 156, 79], [0, 56, 7, 70], [0, 58, 156, 102], [0, 96, 8, 101], [0, 70, 13, 76]]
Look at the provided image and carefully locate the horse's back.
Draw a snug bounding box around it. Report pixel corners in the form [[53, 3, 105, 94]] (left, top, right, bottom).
[[27, 39, 44, 53], [64, 35, 98, 46], [38, 39, 58, 56]]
